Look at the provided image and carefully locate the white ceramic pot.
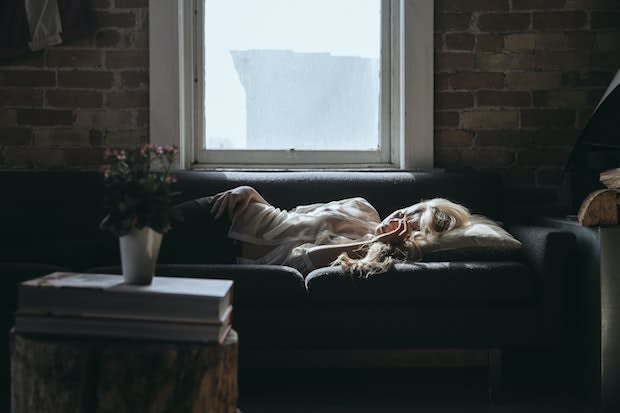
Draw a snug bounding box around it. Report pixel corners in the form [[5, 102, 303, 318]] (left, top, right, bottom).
[[119, 227, 163, 285]]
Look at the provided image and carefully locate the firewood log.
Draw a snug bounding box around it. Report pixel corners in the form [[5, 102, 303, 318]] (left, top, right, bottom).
[[578, 189, 618, 226]]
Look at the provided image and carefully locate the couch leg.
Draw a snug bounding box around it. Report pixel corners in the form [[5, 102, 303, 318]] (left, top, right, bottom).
[[488, 348, 503, 403]]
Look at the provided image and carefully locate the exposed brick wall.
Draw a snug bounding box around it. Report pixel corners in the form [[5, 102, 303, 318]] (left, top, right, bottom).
[[0, 0, 619, 217], [0, 0, 148, 169], [434, 0, 620, 216]]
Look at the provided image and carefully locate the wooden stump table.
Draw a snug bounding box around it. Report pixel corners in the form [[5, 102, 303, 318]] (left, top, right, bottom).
[[10, 329, 238, 413]]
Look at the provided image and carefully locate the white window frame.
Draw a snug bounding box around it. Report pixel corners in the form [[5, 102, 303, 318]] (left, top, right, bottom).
[[149, 0, 433, 170]]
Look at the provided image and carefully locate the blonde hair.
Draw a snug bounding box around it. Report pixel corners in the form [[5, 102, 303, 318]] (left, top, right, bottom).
[[335, 198, 471, 278]]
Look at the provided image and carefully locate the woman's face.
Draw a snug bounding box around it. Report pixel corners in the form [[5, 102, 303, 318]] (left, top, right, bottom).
[[375, 203, 426, 235]]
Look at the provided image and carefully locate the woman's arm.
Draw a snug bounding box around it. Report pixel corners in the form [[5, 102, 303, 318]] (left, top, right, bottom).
[[209, 186, 271, 220], [306, 219, 411, 268]]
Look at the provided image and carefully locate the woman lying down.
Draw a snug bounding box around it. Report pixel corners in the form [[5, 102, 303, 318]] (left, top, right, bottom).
[[208, 186, 471, 278]]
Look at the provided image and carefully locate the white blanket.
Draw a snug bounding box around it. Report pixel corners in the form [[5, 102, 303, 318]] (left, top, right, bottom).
[[228, 198, 381, 274]]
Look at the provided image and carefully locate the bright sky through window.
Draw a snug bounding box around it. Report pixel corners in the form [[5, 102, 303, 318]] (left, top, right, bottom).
[[204, 0, 382, 150]]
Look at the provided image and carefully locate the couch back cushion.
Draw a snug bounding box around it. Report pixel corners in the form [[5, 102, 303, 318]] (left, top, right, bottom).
[[0, 169, 503, 268], [172, 169, 504, 220]]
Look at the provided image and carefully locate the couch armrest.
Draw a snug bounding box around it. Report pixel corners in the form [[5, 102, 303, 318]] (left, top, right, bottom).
[[508, 225, 576, 344]]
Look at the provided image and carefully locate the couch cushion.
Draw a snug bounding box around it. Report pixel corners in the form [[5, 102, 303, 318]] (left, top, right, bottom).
[[306, 261, 537, 304]]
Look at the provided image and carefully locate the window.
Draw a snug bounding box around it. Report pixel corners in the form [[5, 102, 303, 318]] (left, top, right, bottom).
[[149, 0, 433, 169]]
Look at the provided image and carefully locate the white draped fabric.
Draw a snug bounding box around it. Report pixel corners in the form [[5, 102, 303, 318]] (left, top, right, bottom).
[[228, 198, 381, 275]]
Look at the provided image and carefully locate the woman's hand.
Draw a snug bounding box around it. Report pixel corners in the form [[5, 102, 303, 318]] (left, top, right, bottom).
[[373, 219, 412, 245], [209, 186, 268, 220]]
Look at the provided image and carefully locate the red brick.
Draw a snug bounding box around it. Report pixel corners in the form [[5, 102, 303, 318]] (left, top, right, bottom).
[[591, 11, 620, 29], [591, 52, 620, 71], [435, 129, 474, 146], [512, 0, 566, 9], [534, 51, 591, 71], [105, 50, 148, 69], [63, 34, 96, 48], [136, 109, 149, 128], [445, 33, 475, 50], [435, 13, 472, 32], [90, 129, 105, 146], [476, 130, 533, 146], [435, 52, 475, 72], [477, 91, 531, 107], [450, 72, 505, 89], [57, 70, 114, 89], [4, 51, 45, 67], [129, 31, 148, 49], [434, 34, 443, 51], [435, 112, 460, 127], [120, 70, 148, 88], [517, 148, 570, 166], [532, 90, 589, 107], [595, 32, 620, 51], [0, 89, 44, 106], [532, 12, 587, 31], [46, 49, 103, 68], [33, 128, 91, 146], [478, 13, 530, 32], [567, 31, 595, 49], [435, 73, 451, 90], [476, 34, 504, 51], [521, 109, 575, 128], [17, 109, 75, 126], [0, 109, 16, 125], [506, 72, 562, 90], [436, 92, 474, 109], [572, 0, 620, 10], [436, 0, 508, 12], [434, 148, 461, 167], [477, 53, 534, 71], [461, 148, 516, 167], [0, 128, 33, 145], [0, 70, 55, 87], [47, 90, 104, 108], [531, 129, 579, 146], [106, 91, 148, 108], [115, 0, 148, 7], [75, 109, 134, 129], [105, 129, 148, 145], [96, 30, 123, 48], [62, 147, 108, 166], [462, 111, 519, 129], [95, 11, 136, 28], [93, 0, 111, 9]]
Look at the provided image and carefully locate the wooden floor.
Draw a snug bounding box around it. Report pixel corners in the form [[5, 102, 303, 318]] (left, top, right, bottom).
[[238, 367, 595, 413]]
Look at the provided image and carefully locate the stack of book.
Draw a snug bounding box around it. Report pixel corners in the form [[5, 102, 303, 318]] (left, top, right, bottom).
[[14, 272, 233, 344]]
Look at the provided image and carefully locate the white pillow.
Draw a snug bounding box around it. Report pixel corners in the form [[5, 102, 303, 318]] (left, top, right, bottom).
[[420, 215, 522, 261]]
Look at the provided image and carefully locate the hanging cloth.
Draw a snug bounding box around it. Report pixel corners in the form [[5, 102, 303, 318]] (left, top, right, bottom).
[[24, 0, 63, 51]]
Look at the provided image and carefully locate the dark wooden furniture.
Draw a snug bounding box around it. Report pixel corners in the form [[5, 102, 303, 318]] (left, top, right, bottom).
[[10, 329, 238, 413]]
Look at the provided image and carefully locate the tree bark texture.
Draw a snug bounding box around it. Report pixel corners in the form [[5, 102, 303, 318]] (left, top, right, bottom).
[[10, 330, 238, 413]]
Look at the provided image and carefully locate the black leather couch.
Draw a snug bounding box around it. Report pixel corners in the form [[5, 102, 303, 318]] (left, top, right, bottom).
[[0, 168, 576, 404]]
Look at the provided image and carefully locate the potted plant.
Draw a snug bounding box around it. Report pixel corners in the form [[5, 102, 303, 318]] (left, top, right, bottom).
[[100, 144, 181, 285]]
